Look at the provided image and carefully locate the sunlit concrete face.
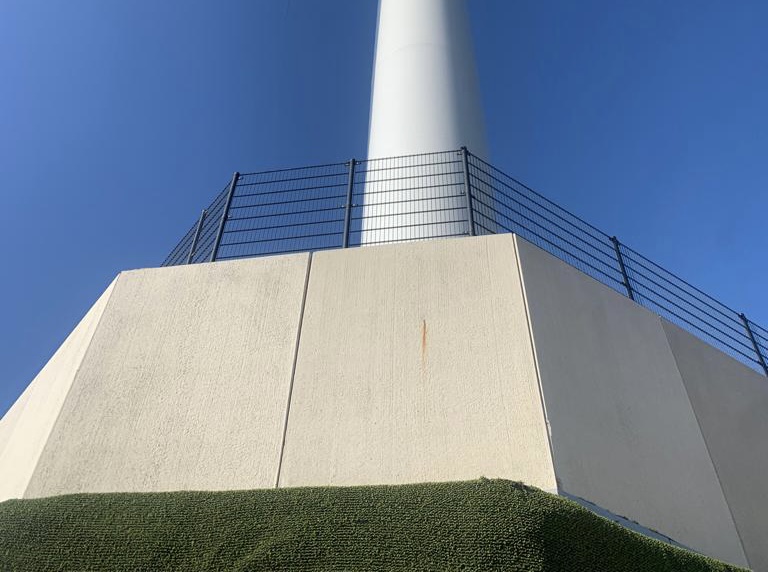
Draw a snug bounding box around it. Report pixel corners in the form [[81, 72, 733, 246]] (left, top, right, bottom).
[[23, 255, 310, 497], [1, 235, 765, 569], [362, 0, 488, 244], [278, 234, 556, 490], [0, 280, 115, 502]]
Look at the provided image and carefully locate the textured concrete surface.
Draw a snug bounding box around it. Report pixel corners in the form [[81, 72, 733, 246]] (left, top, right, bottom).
[[278, 234, 556, 490], [25, 255, 309, 497], [664, 319, 768, 572], [514, 236, 748, 567], [0, 280, 115, 501]]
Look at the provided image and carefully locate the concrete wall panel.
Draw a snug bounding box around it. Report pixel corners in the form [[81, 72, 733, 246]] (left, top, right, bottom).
[[0, 384, 33, 462], [0, 280, 116, 501], [279, 235, 556, 490], [25, 255, 309, 497], [663, 319, 768, 571], [515, 236, 747, 567]]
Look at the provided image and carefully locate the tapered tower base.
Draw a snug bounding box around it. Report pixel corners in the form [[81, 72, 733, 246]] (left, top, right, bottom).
[[1, 235, 765, 569]]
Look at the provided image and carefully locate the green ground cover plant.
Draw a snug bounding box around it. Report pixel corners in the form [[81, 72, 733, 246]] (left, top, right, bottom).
[[0, 478, 745, 571]]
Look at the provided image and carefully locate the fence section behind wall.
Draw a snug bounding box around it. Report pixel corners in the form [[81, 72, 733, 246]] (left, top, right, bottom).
[[162, 183, 230, 267], [466, 154, 626, 297], [218, 163, 349, 260], [619, 243, 763, 371], [352, 150, 468, 246], [162, 149, 767, 377]]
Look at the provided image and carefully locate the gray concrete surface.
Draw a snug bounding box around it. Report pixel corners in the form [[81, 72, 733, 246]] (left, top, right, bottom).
[[0, 280, 115, 501], [25, 255, 309, 497], [514, 236, 748, 567], [664, 319, 768, 572], [278, 234, 556, 490]]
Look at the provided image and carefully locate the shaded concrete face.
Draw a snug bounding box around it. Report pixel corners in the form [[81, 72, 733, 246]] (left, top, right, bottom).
[[278, 234, 556, 490], [663, 319, 768, 572], [0, 280, 115, 502], [25, 255, 309, 497], [514, 236, 748, 567]]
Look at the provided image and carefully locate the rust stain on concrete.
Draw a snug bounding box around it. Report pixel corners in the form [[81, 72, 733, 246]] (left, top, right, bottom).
[[421, 319, 428, 371]]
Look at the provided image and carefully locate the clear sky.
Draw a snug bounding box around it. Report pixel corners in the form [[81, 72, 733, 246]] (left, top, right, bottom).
[[1, 0, 766, 416]]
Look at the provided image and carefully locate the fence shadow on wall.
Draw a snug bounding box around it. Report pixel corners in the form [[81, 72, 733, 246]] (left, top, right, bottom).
[[162, 148, 768, 378]]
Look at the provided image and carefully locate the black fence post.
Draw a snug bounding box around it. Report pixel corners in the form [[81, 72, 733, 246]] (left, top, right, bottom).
[[343, 159, 356, 248], [210, 171, 239, 263], [610, 236, 635, 301], [739, 313, 768, 377], [460, 146, 476, 236], [186, 209, 207, 264]]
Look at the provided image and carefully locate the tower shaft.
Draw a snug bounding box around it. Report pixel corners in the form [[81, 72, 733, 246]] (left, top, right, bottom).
[[362, 0, 488, 244], [367, 0, 488, 158]]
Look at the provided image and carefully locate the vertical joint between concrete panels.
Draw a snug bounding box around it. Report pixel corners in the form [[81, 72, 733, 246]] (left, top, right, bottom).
[[511, 236, 557, 490], [661, 320, 751, 568], [275, 252, 313, 488], [22, 275, 122, 498]]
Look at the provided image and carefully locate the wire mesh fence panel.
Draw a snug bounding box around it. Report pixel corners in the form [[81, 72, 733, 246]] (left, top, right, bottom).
[[189, 184, 231, 264], [162, 183, 231, 266], [467, 154, 625, 295], [218, 163, 349, 259], [161, 148, 767, 377], [750, 321, 768, 353], [351, 150, 469, 246], [618, 243, 762, 371], [162, 222, 198, 267]]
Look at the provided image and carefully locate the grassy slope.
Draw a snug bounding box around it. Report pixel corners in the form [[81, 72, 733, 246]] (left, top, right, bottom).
[[0, 479, 745, 572]]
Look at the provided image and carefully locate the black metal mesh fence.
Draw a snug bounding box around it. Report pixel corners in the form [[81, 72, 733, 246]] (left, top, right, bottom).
[[619, 243, 757, 364], [350, 150, 468, 246], [162, 148, 768, 378], [467, 154, 625, 295], [162, 221, 198, 268], [747, 320, 768, 372], [161, 183, 230, 266], [219, 163, 349, 259]]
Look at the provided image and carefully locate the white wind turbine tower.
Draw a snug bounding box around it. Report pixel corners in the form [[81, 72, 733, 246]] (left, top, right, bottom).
[[361, 0, 489, 244]]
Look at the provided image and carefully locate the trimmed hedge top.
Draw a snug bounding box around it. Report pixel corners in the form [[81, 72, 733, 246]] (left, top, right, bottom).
[[0, 479, 745, 571]]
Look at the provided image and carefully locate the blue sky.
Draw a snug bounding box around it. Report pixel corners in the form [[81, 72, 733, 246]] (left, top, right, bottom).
[[1, 0, 766, 416]]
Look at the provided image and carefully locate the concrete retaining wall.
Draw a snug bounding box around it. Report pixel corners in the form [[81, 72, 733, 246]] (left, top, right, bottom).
[[0, 383, 33, 463], [25, 255, 309, 497], [278, 235, 555, 490], [664, 319, 768, 572], [514, 236, 748, 567], [0, 280, 115, 502], [2, 234, 765, 568]]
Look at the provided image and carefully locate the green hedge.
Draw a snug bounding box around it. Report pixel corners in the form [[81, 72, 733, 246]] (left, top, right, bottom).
[[0, 479, 745, 571]]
